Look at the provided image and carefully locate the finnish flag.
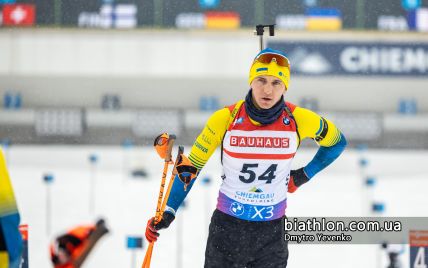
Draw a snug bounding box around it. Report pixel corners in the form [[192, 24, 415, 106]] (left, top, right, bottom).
[[100, 4, 137, 29]]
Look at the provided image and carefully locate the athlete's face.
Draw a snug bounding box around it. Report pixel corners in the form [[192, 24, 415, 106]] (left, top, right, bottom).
[[250, 75, 286, 109]]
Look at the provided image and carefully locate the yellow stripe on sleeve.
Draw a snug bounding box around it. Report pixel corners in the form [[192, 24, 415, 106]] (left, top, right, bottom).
[[188, 107, 231, 170], [292, 106, 342, 147], [319, 118, 342, 146]]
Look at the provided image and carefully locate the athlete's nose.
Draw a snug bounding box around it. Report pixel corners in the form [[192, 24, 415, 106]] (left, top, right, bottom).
[[263, 83, 273, 95]]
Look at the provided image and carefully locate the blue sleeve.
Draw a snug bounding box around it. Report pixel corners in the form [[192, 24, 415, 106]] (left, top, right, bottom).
[[165, 175, 197, 214], [0, 213, 23, 263], [303, 133, 347, 179]]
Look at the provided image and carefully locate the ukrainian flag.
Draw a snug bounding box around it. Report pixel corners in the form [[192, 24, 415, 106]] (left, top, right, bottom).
[[306, 8, 342, 31], [0, 149, 22, 268]]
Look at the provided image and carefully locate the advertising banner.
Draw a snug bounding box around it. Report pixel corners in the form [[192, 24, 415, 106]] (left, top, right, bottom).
[[26, 0, 427, 28], [410, 230, 428, 268], [269, 41, 428, 76]]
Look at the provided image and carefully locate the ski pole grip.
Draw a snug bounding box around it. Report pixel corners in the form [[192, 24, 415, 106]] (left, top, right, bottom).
[[164, 135, 176, 162]]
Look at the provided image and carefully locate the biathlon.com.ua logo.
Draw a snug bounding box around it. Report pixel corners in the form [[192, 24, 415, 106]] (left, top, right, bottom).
[[282, 217, 404, 244]]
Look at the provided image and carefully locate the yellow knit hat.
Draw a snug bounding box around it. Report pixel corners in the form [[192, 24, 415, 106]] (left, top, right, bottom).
[[248, 48, 291, 89]]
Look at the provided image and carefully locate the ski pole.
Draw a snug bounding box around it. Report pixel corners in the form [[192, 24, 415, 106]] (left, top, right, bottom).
[[142, 146, 184, 268], [142, 135, 183, 268], [159, 146, 184, 216], [142, 133, 175, 268], [154, 133, 176, 223]]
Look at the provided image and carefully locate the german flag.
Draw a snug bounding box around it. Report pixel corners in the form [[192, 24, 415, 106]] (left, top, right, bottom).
[[205, 11, 240, 29]]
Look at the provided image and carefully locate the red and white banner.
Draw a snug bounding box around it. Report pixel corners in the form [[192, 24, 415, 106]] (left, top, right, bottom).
[[2, 4, 35, 26]]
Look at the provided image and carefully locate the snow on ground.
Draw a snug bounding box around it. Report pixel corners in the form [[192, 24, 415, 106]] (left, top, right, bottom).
[[4, 145, 428, 268]]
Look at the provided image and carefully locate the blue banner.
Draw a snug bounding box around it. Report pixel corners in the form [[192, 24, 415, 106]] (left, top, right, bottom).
[[0, 0, 16, 3], [410, 246, 428, 268], [126, 236, 143, 249], [268, 41, 428, 76]]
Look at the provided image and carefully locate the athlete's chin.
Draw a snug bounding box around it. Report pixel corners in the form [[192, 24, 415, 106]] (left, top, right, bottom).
[[256, 101, 274, 109]]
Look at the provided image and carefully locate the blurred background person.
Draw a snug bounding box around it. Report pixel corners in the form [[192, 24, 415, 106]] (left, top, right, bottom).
[[0, 148, 22, 268], [49, 219, 109, 268]]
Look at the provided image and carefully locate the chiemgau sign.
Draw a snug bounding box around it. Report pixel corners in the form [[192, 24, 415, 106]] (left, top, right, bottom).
[[269, 41, 428, 76]]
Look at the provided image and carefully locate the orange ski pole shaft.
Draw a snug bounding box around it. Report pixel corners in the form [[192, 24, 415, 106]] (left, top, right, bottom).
[[142, 146, 184, 268], [142, 242, 154, 268], [141, 134, 176, 268], [154, 158, 172, 223], [159, 146, 183, 214], [153, 133, 176, 223]]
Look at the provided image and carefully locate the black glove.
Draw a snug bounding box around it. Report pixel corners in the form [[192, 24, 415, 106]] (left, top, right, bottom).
[[145, 212, 175, 243], [155, 211, 175, 230], [288, 168, 310, 193], [94, 218, 109, 236]]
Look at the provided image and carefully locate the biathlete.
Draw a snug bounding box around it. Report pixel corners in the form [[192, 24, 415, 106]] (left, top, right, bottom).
[[146, 48, 347, 267]]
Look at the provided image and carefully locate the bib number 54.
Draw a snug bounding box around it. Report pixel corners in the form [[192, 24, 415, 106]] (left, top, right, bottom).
[[239, 163, 278, 184]]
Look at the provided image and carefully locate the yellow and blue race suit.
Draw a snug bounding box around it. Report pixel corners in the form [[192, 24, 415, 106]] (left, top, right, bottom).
[[0, 149, 22, 268], [166, 101, 346, 221]]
